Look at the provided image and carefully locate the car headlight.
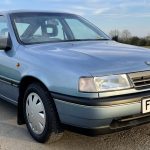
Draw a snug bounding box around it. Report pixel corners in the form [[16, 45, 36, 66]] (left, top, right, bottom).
[[79, 74, 132, 92]]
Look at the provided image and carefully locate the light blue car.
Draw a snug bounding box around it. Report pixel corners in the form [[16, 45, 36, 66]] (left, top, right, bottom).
[[0, 10, 150, 143]]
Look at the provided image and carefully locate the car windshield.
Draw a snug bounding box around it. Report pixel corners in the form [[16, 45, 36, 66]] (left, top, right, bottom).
[[11, 12, 110, 44]]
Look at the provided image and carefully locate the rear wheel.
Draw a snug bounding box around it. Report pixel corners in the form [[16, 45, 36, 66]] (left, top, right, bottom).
[[23, 82, 63, 143]]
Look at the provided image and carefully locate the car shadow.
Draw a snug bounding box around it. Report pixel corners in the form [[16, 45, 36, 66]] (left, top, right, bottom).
[[0, 99, 34, 142]]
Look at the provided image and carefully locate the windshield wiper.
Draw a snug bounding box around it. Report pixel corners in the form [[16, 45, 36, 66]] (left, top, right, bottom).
[[63, 39, 84, 42], [63, 39, 110, 42], [89, 39, 110, 41]]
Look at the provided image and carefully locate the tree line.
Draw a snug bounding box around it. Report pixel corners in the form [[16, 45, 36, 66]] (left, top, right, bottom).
[[109, 29, 150, 46]]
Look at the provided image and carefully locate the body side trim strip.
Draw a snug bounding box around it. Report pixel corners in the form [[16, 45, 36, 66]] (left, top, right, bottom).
[[0, 75, 19, 87], [0, 94, 18, 106]]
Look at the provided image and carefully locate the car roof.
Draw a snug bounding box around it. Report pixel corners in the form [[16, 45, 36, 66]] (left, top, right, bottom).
[[0, 10, 75, 16]]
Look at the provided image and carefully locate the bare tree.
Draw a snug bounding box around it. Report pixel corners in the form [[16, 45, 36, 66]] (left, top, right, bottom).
[[146, 34, 150, 40], [109, 29, 120, 41], [109, 29, 120, 38], [121, 30, 131, 41]]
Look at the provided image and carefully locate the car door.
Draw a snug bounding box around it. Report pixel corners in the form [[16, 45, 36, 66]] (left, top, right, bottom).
[[0, 15, 19, 105]]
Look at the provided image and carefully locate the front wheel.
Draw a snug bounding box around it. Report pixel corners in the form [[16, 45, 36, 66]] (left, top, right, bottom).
[[23, 82, 63, 143]]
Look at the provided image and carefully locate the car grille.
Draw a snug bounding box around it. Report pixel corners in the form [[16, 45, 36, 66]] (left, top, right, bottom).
[[128, 71, 150, 89]]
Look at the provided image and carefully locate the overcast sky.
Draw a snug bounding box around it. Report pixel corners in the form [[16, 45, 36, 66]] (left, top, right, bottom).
[[0, 0, 150, 37]]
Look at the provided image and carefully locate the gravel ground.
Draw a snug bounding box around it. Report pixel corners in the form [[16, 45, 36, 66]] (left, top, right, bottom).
[[0, 99, 150, 150]]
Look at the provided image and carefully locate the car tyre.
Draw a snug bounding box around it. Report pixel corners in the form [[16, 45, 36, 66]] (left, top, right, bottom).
[[23, 82, 64, 143]]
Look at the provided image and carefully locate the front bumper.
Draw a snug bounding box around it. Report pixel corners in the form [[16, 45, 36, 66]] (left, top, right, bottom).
[[51, 91, 150, 135]]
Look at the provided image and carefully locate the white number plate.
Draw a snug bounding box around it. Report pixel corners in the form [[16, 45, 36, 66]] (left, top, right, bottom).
[[142, 98, 150, 114]]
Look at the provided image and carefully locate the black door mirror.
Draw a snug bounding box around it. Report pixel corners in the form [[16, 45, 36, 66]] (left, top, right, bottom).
[[0, 34, 12, 51]]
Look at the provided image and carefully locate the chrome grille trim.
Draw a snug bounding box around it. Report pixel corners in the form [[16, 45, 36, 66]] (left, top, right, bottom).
[[128, 71, 150, 89]]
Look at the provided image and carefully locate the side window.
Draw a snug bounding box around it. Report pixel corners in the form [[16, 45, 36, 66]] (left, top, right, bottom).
[[53, 21, 64, 39], [0, 16, 8, 38], [65, 18, 100, 39], [34, 27, 42, 36], [15, 23, 30, 36]]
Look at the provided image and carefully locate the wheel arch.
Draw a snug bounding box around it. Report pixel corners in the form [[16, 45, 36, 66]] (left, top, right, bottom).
[[19, 76, 49, 97], [17, 75, 54, 125]]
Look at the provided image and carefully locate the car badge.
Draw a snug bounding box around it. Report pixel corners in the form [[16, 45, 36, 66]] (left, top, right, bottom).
[[145, 61, 150, 66]]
